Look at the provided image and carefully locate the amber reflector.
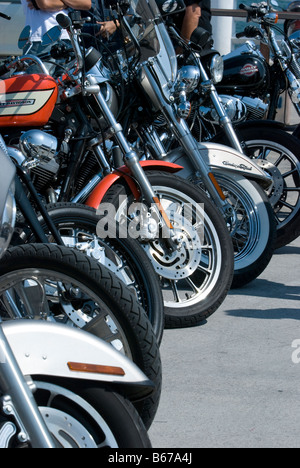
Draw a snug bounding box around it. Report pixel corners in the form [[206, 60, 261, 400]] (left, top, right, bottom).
[[208, 173, 226, 201], [67, 362, 125, 376], [153, 196, 174, 229]]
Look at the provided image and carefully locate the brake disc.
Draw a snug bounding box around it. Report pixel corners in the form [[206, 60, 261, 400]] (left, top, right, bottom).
[[141, 213, 202, 280]]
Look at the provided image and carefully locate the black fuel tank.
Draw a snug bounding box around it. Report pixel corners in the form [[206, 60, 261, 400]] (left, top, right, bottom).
[[217, 45, 270, 98]]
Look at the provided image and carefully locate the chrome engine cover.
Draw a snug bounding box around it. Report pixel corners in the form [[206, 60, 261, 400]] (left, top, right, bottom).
[[17, 130, 60, 192], [19, 130, 58, 162], [238, 96, 268, 120], [200, 95, 247, 125]]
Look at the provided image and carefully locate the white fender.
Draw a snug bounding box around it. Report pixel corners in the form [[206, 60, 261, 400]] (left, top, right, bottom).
[[164, 143, 273, 189], [2, 321, 152, 390], [200, 143, 272, 188]]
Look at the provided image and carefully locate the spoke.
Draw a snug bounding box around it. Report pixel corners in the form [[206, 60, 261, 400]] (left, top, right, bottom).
[[274, 153, 285, 167], [281, 168, 298, 178], [283, 187, 300, 192], [196, 263, 212, 277], [88, 312, 123, 344], [256, 145, 268, 160], [278, 200, 295, 211], [186, 276, 201, 294], [170, 280, 182, 303], [2, 291, 23, 319]]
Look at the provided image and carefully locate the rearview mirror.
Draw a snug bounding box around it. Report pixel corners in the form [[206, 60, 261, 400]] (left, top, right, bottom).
[[42, 26, 62, 46]]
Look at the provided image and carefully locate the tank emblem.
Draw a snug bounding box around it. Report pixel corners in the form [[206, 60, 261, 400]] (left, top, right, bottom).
[[240, 64, 259, 77]]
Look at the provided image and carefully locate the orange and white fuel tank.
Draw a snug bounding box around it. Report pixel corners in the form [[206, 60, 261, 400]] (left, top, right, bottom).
[[0, 74, 58, 127]]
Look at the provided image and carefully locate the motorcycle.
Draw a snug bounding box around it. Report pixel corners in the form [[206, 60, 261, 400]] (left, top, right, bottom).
[[214, 1, 300, 249], [0, 10, 165, 344], [163, 18, 300, 253], [96, 0, 277, 289], [12, 160, 165, 346], [0, 135, 162, 430], [0, 142, 153, 448], [0, 10, 235, 329]]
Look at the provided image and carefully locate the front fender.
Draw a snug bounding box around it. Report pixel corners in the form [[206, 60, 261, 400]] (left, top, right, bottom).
[[163, 144, 273, 189], [202, 143, 272, 188], [2, 321, 154, 400], [86, 161, 183, 209]]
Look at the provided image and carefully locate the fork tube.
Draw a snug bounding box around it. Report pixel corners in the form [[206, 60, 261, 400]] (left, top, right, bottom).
[[87, 76, 173, 212], [197, 59, 245, 154], [142, 65, 231, 214], [0, 326, 56, 448]]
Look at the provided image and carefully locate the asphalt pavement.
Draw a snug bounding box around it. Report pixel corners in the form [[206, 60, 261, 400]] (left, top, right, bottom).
[[149, 237, 300, 448]]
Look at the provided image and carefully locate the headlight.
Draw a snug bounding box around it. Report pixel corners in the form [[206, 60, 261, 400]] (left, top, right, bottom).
[[210, 55, 224, 84], [0, 183, 16, 259]]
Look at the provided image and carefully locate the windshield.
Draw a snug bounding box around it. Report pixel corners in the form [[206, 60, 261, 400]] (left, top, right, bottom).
[[125, 0, 177, 85], [127, 0, 162, 62]]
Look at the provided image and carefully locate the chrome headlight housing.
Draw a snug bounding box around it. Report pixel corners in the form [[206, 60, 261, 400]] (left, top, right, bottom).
[[210, 54, 224, 84], [0, 182, 16, 259], [177, 66, 201, 93]]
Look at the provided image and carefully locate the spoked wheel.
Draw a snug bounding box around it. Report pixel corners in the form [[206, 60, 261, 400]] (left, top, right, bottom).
[[228, 126, 300, 249], [15, 381, 151, 448], [28, 203, 164, 345], [101, 171, 234, 329], [0, 244, 161, 430], [214, 173, 277, 288]]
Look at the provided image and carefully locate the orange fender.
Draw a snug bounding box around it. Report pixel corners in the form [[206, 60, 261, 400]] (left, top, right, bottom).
[[86, 161, 183, 209]]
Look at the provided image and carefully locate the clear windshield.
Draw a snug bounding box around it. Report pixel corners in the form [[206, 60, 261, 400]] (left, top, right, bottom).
[[126, 0, 177, 84], [127, 0, 162, 62]]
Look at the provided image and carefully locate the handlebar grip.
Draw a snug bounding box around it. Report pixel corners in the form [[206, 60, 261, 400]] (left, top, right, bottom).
[[239, 3, 253, 12], [237, 25, 263, 39], [56, 13, 72, 29]]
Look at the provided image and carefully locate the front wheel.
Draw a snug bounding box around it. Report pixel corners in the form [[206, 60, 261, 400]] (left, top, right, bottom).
[[214, 173, 277, 288], [31, 202, 164, 345], [100, 171, 234, 329], [0, 244, 161, 430], [28, 380, 151, 448], [215, 125, 300, 249]]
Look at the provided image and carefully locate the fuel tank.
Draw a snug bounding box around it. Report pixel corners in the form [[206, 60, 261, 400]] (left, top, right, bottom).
[[217, 43, 270, 98], [0, 74, 58, 127]]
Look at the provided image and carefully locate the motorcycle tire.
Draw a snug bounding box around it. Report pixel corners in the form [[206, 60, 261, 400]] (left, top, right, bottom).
[[0, 243, 162, 430], [213, 173, 277, 288], [214, 125, 300, 250], [100, 171, 234, 329], [27, 380, 151, 448], [28, 202, 164, 345]]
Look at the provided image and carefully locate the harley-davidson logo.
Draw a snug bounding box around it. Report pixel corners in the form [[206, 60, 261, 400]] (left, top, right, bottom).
[[0, 99, 35, 108], [223, 161, 253, 171], [240, 64, 259, 77]]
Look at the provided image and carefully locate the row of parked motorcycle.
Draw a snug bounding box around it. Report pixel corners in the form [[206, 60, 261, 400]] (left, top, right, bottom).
[[0, 0, 299, 448]]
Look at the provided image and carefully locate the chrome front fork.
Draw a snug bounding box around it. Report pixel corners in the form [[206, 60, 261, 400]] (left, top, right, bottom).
[[142, 65, 233, 218], [0, 324, 55, 448], [86, 75, 176, 240]]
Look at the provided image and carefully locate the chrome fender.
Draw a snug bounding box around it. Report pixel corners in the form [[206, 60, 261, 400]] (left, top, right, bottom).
[[200, 143, 273, 189], [164, 143, 273, 189], [2, 321, 153, 397]]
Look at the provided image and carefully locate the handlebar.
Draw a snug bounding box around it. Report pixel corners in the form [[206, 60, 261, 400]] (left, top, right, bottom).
[[0, 55, 49, 76], [239, 2, 269, 18], [236, 25, 264, 39]]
